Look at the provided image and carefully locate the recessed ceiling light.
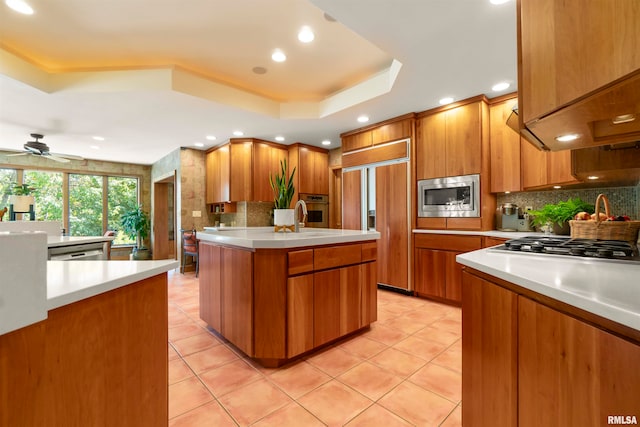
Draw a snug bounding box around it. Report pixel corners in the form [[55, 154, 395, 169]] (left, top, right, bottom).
[[271, 49, 286, 63], [206, 135, 217, 141], [490, 0, 511, 4], [252, 66, 267, 75], [298, 26, 315, 43], [92, 136, 105, 141], [233, 131, 244, 136], [194, 142, 204, 148], [357, 115, 369, 123], [492, 82, 510, 92], [504, 191, 510, 194], [555, 133, 579, 142], [321, 140, 331, 146], [588, 175, 599, 180], [5, 0, 34, 15], [553, 185, 561, 189], [439, 97, 454, 105], [90, 145, 100, 150], [612, 113, 636, 125], [275, 136, 285, 142]]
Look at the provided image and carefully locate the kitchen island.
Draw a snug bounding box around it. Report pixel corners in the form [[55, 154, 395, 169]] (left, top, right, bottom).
[[197, 227, 380, 366], [0, 252, 179, 427], [456, 247, 640, 426]]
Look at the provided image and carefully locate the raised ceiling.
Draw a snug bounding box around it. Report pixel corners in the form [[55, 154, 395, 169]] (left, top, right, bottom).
[[0, 0, 517, 164]]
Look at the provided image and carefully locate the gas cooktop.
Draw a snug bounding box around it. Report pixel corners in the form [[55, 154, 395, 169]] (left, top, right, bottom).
[[491, 235, 640, 263]]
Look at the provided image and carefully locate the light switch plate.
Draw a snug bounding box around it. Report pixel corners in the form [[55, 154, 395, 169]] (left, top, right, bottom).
[[192, 210, 201, 217]]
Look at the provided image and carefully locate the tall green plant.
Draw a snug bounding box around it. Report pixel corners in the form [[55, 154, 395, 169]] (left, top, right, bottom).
[[529, 198, 595, 227], [269, 159, 296, 209], [120, 204, 150, 249]]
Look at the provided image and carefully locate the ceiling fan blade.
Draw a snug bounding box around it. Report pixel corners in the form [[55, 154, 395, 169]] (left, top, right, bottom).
[[50, 152, 84, 161], [44, 154, 71, 163], [4, 152, 29, 157]]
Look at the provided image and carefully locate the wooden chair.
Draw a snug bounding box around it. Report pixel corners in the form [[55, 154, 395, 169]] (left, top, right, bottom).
[[103, 230, 115, 260], [180, 229, 199, 277]]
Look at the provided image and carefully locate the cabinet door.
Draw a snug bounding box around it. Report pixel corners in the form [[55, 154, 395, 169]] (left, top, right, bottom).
[[518, 296, 640, 427], [229, 141, 252, 202], [221, 247, 253, 355], [342, 169, 362, 230], [342, 131, 372, 153], [298, 146, 315, 195], [489, 99, 522, 193], [371, 120, 412, 145], [205, 150, 217, 204], [414, 248, 446, 298], [547, 150, 578, 186], [416, 112, 446, 179], [360, 261, 377, 326], [339, 265, 362, 335], [287, 274, 314, 358], [483, 237, 507, 248], [446, 102, 482, 176], [376, 162, 408, 289], [199, 243, 221, 331], [219, 145, 230, 202], [313, 269, 340, 346], [462, 272, 518, 427], [444, 251, 463, 302], [252, 141, 273, 202], [521, 139, 548, 189], [313, 150, 329, 195]]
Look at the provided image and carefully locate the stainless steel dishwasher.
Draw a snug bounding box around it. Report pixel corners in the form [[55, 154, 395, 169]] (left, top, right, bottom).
[[48, 241, 107, 260]]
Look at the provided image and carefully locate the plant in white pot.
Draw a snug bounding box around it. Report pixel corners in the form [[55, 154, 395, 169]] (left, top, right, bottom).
[[8, 183, 36, 214], [269, 159, 296, 232], [120, 204, 151, 260]]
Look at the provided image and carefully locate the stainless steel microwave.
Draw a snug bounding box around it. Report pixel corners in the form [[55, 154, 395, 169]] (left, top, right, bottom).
[[417, 174, 480, 217]]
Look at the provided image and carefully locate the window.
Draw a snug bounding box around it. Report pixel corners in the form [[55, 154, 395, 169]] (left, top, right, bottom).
[[0, 168, 18, 208], [108, 176, 138, 245], [69, 174, 104, 237], [24, 170, 63, 222]]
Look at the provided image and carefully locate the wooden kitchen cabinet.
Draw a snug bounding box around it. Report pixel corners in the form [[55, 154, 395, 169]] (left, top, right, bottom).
[[462, 268, 640, 427], [342, 131, 372, 153], [414, 234, 482, 303], [416, 99, 484, 179], [341, 169, 362, 230], [521, 141, 578, 189], [341, 115, 413, 153], [253, 141, 288, 202], [221, 246, 253, 356], [288, 143, 329, 197], [489, 96, 522, 193], [205, 145, 230, 204], [199, 242, 222, 331], [287, 274, 314, 358]]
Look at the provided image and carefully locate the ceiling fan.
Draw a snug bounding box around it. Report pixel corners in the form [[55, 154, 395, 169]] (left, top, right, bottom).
[[6, 133, 84, 163]]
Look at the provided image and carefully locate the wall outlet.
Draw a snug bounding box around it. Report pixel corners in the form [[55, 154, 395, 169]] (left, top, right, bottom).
[[192, 210, 201, 217], [525, 206, 533, 212]]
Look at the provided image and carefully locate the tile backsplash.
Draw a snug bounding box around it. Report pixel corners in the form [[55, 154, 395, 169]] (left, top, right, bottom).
[[497, 185, 640, 219], [210, 201, 274, 227]]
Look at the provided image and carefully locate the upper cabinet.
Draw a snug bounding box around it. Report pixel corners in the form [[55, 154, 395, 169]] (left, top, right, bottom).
[[205, 139, 288, 204], [518, 0, 640, 151], [341, 115, 413, 154], [288, 143, 329, 197], [416, 98, 485, 179]]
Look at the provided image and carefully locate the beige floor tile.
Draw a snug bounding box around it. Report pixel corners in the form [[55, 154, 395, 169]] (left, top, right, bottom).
[[297, 380, 372, 426], [429, 317, 462, 335], [339, 335, 388, 359], [376, 307, 402, 322], [306, 346, 363, 377], [168, 309, 192, 327], [199, 359, 262, 397], [408, 363, 461, 403], [169, 322, 204, 342], [252, 402, 325, 427], [168, 401, 237, 427], [431, 340, 462, 373], [172, 332, 221, 357], [168, 377, 214, 419], [412, 325, 460, 347], [345, 403, 413, 427], [183, 344, 239, 374], [392, 335, 449, 362], [217, 378, 292, 425], [169, 358, 195, 385], [369, 347, 427, 378], [337, 361, 403, 401], [440, 404, 462, 427], [399, 308, 448, 325], [361, 323, 408, 346], [168, 343, 180, 361], [378, 381, 456, 426], [381, 316, 428, 335], [269, 360, 332, 399]]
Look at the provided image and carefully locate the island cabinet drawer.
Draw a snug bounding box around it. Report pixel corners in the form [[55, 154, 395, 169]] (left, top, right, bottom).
[[288, 250, 314, 275], [361, 242, 377, 262], [414, 234, 482, 252], [313, 244, 362, 271]]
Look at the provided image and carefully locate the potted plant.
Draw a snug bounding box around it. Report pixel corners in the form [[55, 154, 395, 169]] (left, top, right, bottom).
[[529, 197, 595, 235], [269, 159, 296, 232], [7, 183, 36, 213], [120, 204, 151, 259]]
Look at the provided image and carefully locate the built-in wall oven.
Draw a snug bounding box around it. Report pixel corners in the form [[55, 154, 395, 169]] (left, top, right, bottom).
[[300, 193, 329, 228], [417, 174, 480, 217]]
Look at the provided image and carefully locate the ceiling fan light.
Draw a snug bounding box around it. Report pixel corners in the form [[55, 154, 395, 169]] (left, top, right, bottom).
[[5, 0, 34, 15], [298, 26, 315, 43]]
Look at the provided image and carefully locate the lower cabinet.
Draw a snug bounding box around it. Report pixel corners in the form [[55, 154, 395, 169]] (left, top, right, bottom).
[[414, 234, 482, 303], [462, 269, 640, 427]]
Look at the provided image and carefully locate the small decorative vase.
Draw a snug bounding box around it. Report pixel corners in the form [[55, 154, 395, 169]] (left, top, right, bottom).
[[273, 208, 295, 232], [9, 195, 35, 213]]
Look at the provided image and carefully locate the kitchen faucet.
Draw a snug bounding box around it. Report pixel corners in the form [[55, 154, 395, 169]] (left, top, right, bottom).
[[294, 199, 308, 232]]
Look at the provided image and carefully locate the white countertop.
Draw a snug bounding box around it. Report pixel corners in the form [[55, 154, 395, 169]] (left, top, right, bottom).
[[413, 229, 550, 239], [457, 248, 640, 332], [47, 259, 179, 310], [47, 235, 114, 247], [198, 227, 380, 249]]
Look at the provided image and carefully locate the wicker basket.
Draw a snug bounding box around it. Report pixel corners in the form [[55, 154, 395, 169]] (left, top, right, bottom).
[[569, 194, 640, 244]]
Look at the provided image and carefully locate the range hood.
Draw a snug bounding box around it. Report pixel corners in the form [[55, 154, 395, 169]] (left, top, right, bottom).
[[506, 104, 548, 151]]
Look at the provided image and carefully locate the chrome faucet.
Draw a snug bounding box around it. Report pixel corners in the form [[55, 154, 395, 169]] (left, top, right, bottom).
[[294, 199, 308, 232]]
